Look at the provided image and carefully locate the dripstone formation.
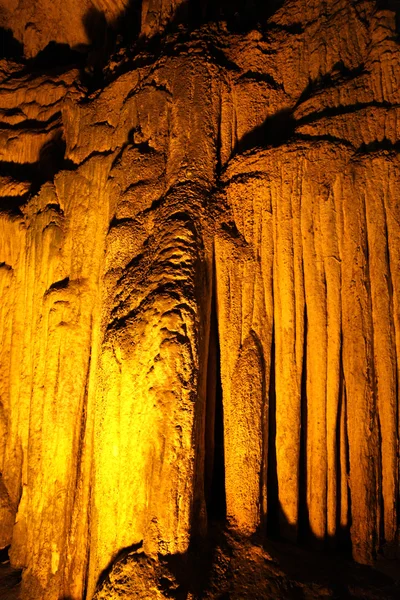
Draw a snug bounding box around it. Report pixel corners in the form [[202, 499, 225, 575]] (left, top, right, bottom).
[[0, 1, 399, 598]]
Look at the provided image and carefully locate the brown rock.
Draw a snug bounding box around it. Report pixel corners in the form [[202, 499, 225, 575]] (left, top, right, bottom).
[[0, 1, 399, 598]]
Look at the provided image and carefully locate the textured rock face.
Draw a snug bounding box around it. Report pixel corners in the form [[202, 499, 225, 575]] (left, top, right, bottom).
[[0, 0, 399, 598], [0, 0, 128, 57]]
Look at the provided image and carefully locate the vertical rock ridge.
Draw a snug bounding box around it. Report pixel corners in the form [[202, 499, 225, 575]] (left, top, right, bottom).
[[0, 2, 399, 598]]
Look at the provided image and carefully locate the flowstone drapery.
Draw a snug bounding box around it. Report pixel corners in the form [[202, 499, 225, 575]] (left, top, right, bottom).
[[0, 1, 399, 598]]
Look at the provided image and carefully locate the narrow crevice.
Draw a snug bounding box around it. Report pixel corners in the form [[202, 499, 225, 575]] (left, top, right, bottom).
[[255, 328, 268, 532], [82, 481, 92, 600], [381, 201, 400, 534], [337, 339, 352, 553], [205, 260, 226, 523], [336, 345, 343, 542], [344, 387, 352, 553], [215, 92, 223, 179], [0, 545, 10, 563], [298, 303, 309, 544], [266, 324, 279, 538], [342, 375, 353, 554]]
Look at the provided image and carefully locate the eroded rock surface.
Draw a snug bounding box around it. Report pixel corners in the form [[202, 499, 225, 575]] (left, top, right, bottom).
[[0, 1, 399, 598]]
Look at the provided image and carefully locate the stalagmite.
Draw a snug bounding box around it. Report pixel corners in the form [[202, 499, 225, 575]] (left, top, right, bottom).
[[0, 0, 399, 598]]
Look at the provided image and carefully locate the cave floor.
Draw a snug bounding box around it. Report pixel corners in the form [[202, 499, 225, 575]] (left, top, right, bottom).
[[0, 562, 21, 600], [1, 533, 399, 599]]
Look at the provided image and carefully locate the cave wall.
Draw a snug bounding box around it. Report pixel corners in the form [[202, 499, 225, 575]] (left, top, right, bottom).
[[0, 0, 399, 598]]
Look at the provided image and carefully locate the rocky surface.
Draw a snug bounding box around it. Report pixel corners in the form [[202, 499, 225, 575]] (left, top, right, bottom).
[[1, 532, 400, 600], [0, 0, 399, 598]]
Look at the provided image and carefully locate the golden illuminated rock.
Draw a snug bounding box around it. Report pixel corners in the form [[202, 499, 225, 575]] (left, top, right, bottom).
[[0, 1, 399, 598]]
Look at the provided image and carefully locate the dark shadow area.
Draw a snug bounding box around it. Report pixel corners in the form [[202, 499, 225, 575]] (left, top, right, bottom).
[[88, 529, 226, 600], [37, 132, 68, 181], [238, 69, 283, 90], [86, 526, 399, 600], [234, 108, 296, 155], [0, 194, 28, 216], [264, 309, 353, 558], [0, 545, 10, 563], [356, 138, 400, 153], [47, 277, 70, 292], [254, 331, 268, 533], [0, 131, 75, 214], [28, 42, 86, 72], [163, 548, 205, 599], [0, 27, 23, 60], [336, 342, 352, 552], [220, 218, 245, 241], [89, 541, 199, 599], [297, 100, 394, 128], [81, 2, 141, 89], [0, 558, 22, 600], [264, 309, 309, 546], [298, 304, 309, 545], [82, 6, 112, 87], [0, 111, 62, 133], [181, 0, 286, 33], [95, 541, 144, 591], [29, 131, 73, 195], [0, 0, 287, 88], [206, 262, 226, 523], [78, 0, 287, 90], [232, 57, 400, 158], [375, 0, 400, 37], [113, 1, 143, 46], [0, 160, 35, 215], [266, 325, 279, 538], [0, 160, 38, 182], [296, 61, 366, 107], [264, 537, 399, 598], [231, 59, 375, 158]]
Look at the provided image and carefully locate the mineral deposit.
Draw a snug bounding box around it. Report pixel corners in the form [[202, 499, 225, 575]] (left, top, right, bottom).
[[0, 1, 399, 598]]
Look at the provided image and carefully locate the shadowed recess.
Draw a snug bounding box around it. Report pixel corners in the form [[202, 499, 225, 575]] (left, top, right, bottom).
[[0, 27, 23, 59]]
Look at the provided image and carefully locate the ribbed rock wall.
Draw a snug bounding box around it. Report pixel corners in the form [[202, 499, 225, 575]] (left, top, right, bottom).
[[0, 0, 399, 598]]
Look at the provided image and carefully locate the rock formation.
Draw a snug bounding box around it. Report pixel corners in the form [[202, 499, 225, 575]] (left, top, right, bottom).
[[0, 0, 399, 598]]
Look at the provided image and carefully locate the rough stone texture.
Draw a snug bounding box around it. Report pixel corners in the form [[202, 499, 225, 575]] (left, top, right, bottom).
[[0, 0, 130, 57], [0, 0, 399, 598]]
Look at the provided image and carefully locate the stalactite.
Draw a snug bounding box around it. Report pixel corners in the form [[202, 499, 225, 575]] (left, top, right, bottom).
[[0, 0, 399, 598]]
